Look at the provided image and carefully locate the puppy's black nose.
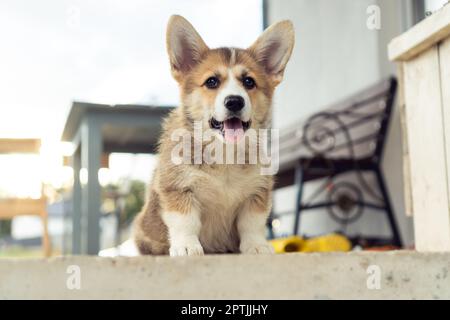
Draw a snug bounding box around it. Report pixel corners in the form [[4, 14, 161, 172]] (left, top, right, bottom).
[[224, 95, 244, 112]]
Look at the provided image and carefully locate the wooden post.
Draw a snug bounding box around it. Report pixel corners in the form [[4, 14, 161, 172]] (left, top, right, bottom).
[[389, 5, 450, 251], [41, 210, 51, 258], [71, 148, 82, 254]]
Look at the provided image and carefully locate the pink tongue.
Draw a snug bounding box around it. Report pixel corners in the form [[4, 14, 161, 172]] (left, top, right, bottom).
[[223, 118, 244, 142]]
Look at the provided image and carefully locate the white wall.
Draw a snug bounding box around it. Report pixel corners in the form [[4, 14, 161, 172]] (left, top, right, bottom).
[[425, 0, 449, 12], [268, 0, 415, 245]]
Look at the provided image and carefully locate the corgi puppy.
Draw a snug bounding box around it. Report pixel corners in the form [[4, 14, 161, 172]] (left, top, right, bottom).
[[134, 15, 294, 256]]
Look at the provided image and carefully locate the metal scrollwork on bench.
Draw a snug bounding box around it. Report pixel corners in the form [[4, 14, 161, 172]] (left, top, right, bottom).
[[326, 181, 364, 225], [301, 99, 389, 226], [299, 109, 372, 229], [271, 77, 402, 247], [303, 112, 338, 155]]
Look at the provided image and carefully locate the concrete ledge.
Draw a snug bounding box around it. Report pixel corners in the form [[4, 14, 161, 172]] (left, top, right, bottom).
[[1, 251, 449, 299]]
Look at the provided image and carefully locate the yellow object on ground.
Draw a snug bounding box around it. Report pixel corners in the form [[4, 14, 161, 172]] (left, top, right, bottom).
[[271, 236, 305, 253], [270, 233, 352, 253]]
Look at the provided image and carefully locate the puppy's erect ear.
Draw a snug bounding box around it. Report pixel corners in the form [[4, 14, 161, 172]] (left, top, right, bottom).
[[166, 15, 209, 80], [248, 20, 295, 85]]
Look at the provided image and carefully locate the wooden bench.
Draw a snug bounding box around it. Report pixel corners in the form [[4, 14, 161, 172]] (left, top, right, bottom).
[[0, 139, 51, 257], [270, 77, 401, 246]]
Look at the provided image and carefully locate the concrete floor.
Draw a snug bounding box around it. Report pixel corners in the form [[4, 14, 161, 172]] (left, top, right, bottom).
[[0, 251, 449, 299]]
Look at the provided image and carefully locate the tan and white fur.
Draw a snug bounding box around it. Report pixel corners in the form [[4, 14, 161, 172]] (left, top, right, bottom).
[[134, 15, 295, 256]]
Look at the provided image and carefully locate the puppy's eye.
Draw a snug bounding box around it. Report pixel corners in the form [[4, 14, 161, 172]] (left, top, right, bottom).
[[204, 77, 220, 89], [243, 77, 256, 89]]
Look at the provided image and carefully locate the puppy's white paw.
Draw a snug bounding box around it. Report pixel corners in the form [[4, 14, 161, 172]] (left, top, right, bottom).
[[240, 241, 274, 254], [169, 242, 204, 257]]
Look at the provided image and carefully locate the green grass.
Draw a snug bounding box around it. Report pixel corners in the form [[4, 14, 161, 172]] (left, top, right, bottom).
[[0, 246, 46, 258]]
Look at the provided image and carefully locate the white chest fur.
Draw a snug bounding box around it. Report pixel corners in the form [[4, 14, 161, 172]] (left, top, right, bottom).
[[194, 166, 262, 253]]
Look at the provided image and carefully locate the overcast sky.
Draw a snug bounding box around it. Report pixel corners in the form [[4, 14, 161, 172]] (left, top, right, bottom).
[[0, 0, 262, 139]]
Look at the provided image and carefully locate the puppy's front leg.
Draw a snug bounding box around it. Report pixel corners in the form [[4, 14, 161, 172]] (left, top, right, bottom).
[[162, 209, 204, 256], [237, 198, 274, 254]]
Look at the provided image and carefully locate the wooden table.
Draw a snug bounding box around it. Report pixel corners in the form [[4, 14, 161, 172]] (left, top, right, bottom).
[[62, 102, 173, 254], [389, 4, 450, 251]]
